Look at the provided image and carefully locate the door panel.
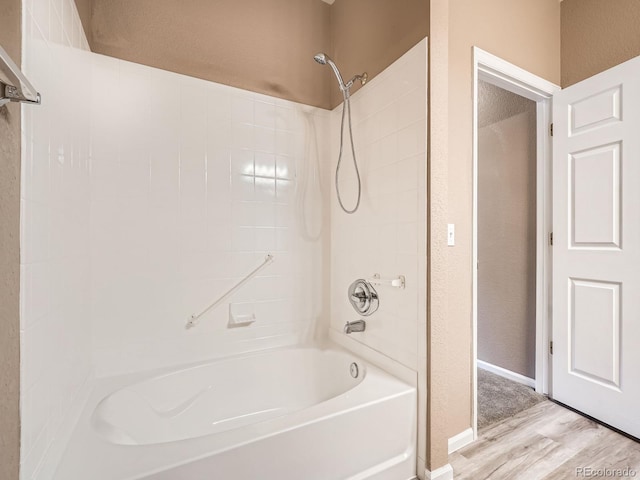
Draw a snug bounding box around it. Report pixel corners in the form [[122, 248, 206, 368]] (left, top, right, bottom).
[[553, 56, 640, 438], [570, 278, 620, 388], [569, 86, 621, 135], [570, 143, 621, 247]]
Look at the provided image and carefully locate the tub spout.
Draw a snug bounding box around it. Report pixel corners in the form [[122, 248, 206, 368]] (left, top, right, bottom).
[[344, 320, 366, 334]]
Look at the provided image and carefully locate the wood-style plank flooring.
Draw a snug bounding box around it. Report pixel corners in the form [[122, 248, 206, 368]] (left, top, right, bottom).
[[451, 400, 640, 479]]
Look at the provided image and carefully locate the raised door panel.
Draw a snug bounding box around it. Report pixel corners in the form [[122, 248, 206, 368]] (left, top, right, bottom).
[[570, 143, 621, 248], [569, 278, 620, 388]]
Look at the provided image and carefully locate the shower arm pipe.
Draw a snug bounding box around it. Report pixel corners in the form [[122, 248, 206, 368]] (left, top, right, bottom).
[[185, 254, 274, 330], [344, 73, 368, 91]]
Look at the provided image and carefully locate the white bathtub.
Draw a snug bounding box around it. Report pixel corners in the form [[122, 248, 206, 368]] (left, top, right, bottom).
[[54, 345, 417, 480]]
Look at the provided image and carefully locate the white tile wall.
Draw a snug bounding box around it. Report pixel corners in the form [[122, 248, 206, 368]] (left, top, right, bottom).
[[89, 54, 330, 377], [329, 39, 428, 469], [20, 1, 92, 478], [330, 40, 427, 372]]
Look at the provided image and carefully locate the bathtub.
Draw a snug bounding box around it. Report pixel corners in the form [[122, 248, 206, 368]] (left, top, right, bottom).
[[54, 345, 417, 480]]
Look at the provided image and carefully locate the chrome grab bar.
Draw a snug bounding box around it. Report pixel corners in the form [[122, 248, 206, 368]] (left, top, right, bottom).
[[185, 254, 274, 330]]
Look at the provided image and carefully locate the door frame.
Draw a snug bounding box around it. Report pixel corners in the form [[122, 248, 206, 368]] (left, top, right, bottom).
[[471, 47, 560, 440]]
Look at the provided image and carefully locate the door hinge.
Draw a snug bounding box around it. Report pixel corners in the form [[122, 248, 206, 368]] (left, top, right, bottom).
[[550, 341, 553, 355], [549, 232, 553, 246], [550, 123, 554, 136]]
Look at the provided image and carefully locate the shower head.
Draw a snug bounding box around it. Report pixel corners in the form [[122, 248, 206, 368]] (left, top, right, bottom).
[[313, 52, 367, 94], [314, 52, 346, 91], [313, 53, 328, 65]]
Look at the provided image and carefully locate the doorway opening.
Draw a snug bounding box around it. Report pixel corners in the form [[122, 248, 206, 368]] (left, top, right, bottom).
[[476, 80, 543, 429], [471, 48, 559, 440]]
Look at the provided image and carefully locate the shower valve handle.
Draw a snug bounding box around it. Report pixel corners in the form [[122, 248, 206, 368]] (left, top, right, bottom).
[[350, 290, 368, 303], [347, 279, 379, 316]]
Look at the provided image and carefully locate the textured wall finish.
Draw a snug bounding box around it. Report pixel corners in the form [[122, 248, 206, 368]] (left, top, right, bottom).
[[329, 0, 429, 108], [443, 0, 559, 443], [426, 0, 449, 470], [0, 2, 22, 479], [478, 81, 534, 128], [562, 0, 640, 87], [478, 82, 537, 379], [87, 0, 333, 109]]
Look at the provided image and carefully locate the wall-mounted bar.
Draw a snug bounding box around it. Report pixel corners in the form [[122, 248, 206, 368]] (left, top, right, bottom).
[[185, 254, 274, 329], [368, 273, 405, 289], [0, 44, 41, 107]]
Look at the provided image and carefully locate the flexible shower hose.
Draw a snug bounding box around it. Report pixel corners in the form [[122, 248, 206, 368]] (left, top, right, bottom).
[[335, 89, 361, 214]]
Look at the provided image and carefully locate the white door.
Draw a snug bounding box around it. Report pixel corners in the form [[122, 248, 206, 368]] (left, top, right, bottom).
[[553, 56, 640, 438]]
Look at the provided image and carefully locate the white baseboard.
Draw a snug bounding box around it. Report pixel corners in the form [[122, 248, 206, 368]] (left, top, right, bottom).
[[448, 427, 474, 454], [425, 464, 453, 480], [477, 360, 535, 388]]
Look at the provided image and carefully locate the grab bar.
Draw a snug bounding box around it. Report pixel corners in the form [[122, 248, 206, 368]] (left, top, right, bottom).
[[185, 254, 274, 329], [0, 44, 41, 106]]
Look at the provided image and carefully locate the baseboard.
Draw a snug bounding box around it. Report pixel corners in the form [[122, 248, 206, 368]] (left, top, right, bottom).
[[425, 464, 453, 480], [477, 360, 535, 388], [448, 427, 474, 454]]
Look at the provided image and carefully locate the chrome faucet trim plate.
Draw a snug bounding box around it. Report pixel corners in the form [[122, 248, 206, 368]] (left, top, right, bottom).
[[348, 279, 379, 316]]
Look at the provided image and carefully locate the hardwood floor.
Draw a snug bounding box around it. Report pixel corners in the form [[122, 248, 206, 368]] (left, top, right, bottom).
[[451, 400, 640, 479]]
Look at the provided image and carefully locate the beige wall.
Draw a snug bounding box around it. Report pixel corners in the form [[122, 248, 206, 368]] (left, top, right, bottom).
[[0, 1, 22, 479], [329, 0, 428, 108], [478, 82, 537, 379], [77, 0, 428, 110], [74, 0, 93, 45], [88, 0, 333, 108], [562, 0, 640, 87], [426, 0, 559, 470], [426, 0, 449, 470], [447, 0, 559, 438]]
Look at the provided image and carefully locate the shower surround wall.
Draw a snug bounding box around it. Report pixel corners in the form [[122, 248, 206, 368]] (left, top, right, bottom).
[[20, 1, 93, 478], [330, 40, 427, 371], [329, 38, 427, 467], [89, 55, 330, 377]]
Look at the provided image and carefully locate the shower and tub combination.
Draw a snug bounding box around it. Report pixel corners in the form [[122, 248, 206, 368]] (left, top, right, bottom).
[[18, 1, 427, 477], [52, 52, 419, 480]]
